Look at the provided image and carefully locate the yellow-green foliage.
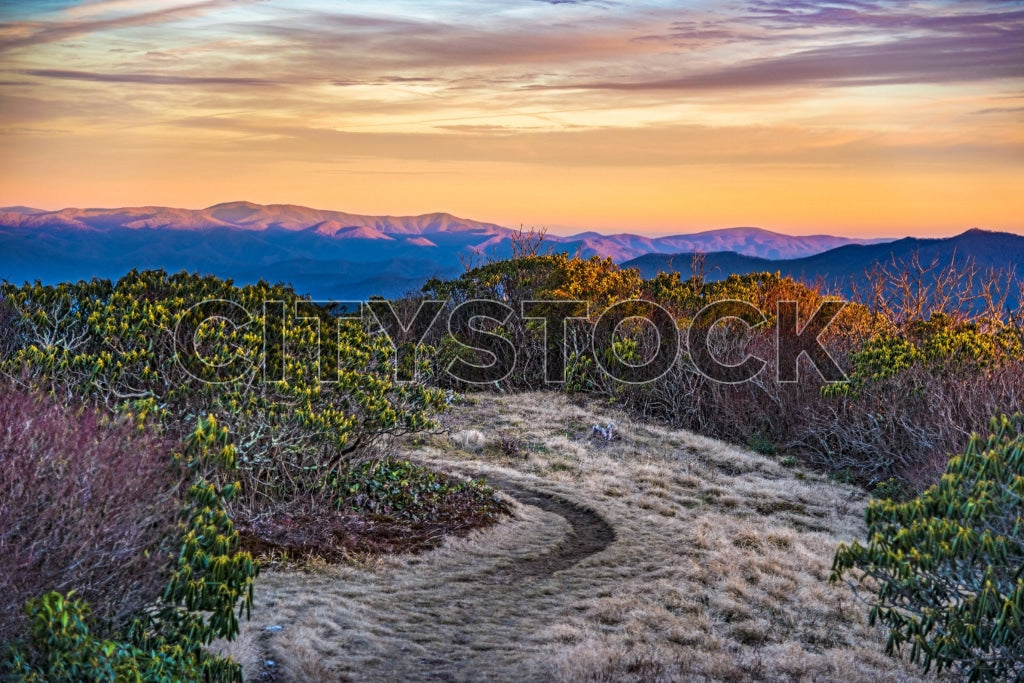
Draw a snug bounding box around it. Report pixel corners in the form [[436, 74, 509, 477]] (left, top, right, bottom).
[[643, 271, 705, 313], [910, 314, 998, 367], [157, 416, 257, 644], [5, 592, 177, 682], [0, 270, 448, 500], [824, 314, 1017, 399], [821, 334, 922, 398], [832, 413, 1024, 680], [422, 254, 643, 388], [425, 253, 642, 310]]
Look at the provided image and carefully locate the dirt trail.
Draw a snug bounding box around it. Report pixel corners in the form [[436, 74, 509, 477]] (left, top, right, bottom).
[[377, 477, 619, 681], [243, 475, 620, 682], [223, 392, 928, 683], [476, 477, 615, 583]]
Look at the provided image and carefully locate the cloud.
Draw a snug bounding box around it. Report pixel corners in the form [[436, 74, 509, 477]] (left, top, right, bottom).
[[170, 115, 1024, 169], [0, 92, 147, 125], [217, 5, 651, 82], [189, 1, 1021, 99], [971, 106, 1024, 116], [572, 1, 1024, 92], [0, 0, 244, 52], [532, 32, 1023, 92], [20, 68, 280, 86], [746, 0, 1023, 36]]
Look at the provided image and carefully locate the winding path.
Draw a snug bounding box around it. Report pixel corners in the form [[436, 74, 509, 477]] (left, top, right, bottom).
[[248, 477, 619, 681], [483, 478, 616, 583]]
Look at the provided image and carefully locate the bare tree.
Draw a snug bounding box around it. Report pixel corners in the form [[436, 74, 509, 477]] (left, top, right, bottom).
[[854, 249, 980, 326], [510, 224, 550, 259]]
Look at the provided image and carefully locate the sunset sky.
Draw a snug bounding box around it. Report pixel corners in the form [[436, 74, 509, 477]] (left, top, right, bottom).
[[0, 0, 1021, 237]]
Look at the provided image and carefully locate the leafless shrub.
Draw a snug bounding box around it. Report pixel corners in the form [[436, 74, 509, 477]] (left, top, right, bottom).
[[511, 225, 551, 259], [609, 264, 1024, 491], [0, 386, 185, 642], [459, 225, 551, 272], [851, 248, 1022, 329]]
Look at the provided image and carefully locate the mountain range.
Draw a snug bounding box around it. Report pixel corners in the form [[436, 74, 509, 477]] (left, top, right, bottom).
[[0, 201, 889, 299], [623, 229, 1024, 309]]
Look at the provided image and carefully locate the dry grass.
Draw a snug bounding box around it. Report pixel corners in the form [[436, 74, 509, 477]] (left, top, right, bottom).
[[220, 391, 935, 682]]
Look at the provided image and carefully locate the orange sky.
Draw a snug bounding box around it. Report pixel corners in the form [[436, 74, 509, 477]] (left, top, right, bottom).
[[1, 0, 1022, 237]]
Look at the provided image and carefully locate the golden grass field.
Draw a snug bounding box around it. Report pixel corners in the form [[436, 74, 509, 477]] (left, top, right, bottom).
[[217, 391, 935, 682]]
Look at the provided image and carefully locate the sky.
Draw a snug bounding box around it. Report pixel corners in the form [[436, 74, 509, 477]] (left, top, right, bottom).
[[0, 0, 1021, 237]]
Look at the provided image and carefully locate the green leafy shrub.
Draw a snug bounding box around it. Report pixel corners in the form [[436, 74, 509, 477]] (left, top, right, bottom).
[[564, 351, 595, 394], [137, 416, 258, 664], [871, 477, 907, 501], [0, 270, 448, 507], [4, 592, 209, 682], [821, 333, 923, 398], [6, 591, 156, 682], [335, 456, 509, 524], [831, 413, 1024, 680]]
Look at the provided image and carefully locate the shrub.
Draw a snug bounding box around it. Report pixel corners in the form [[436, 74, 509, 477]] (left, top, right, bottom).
[[421, 253, 642, 390], [831, 413, 1024, 680], [0, 386, 183, 644], [0, 270, 448, 509], [812, 314, 1024, 488], [5, 592, 157, 682], [5, 592, 206, 682], [334, 456, 509, 525], [746, 433, 776, 456], [3, 414, 258, 682], [125, 415, 258, 680]]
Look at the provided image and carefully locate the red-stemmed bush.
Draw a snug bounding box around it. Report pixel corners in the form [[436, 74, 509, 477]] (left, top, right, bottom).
[[0, 385, 184, 644]]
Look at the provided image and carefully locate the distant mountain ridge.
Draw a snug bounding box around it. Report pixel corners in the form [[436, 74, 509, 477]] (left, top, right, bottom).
[[623, 228, 1024, 308], [0, 201, 885, 259], [0, 200, 895, 299], [559, 227, 889, 261], [0, 201, 511, 236]]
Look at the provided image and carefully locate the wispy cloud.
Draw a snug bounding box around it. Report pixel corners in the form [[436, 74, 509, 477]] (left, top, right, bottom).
[[534, 33, 1023, 91], [972, 106, 1024, 116], [746, 0, 1022, 35], [21, 68, 280, 86], [0, 0, 242, 52], [580, 1, 1024, 91], [172, 115, 1024, 168]]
